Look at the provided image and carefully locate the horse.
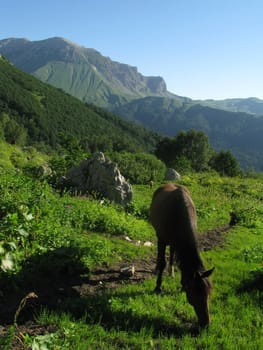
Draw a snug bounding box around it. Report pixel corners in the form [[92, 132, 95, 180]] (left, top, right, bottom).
[[149, 183, 214, 327]]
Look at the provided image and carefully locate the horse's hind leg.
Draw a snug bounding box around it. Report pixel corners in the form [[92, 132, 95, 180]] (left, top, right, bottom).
[[154, 239, 166, 294], [168, 244, 175, 278]]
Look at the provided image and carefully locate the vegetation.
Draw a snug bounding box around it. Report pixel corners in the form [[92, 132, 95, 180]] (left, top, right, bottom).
[[0, 153, 262, 348], [1, 56, 243, 180], [3, 38, 263, 172], [115, 96, 263, 171], [108, 152, 166, 184], [209, 150, 242, 177], [155, 129, 242, 175], [0, 52, 262, 349], [0, 56, 159, 154], [155, 130, 212, 172], [0, 37, 175, 109]]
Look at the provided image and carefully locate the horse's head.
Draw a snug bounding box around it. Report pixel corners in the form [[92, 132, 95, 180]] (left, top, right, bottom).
[[182, 267, 214, 327]]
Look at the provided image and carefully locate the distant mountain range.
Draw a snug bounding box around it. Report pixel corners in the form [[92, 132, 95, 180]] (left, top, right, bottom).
[[1, 37, 263, 170], [1, 37, 263, 114], [198, 97, 263, 115]]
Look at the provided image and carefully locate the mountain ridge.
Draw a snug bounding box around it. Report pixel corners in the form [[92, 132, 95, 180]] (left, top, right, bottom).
[[1, 37, 263, 115], [114, 96, 263, 170], [0, 37, 183, 108], [198, 97, 263, 115], [2, 37, 263, 170]]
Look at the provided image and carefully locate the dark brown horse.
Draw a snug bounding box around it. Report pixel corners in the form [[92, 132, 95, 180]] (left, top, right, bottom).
[[150, 183, 214, 327]]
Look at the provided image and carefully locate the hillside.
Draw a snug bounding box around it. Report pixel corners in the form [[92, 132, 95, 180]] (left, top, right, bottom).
[[199, 97, 263, 115], [0, 168, 262, 348], [0, 37, 184, 109], [2, 36, 263, 171], [2, 37, 263, 116], [0, 55, 159, 153], [114, 96, 263, 170]]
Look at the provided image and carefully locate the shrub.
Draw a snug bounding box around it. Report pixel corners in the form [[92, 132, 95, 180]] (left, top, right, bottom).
[[108, 152, 166, 184]]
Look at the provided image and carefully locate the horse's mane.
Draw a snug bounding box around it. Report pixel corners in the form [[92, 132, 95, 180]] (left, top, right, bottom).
[[171, 186, 204, 275]]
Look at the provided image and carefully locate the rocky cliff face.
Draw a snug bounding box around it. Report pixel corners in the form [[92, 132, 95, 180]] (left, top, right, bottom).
[[0, 37, 173, 108]]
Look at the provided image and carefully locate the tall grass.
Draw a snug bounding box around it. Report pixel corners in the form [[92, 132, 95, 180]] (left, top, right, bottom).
[[0, 170, 262, 349]]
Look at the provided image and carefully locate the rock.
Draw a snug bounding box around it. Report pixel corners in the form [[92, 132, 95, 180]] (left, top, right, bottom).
[[64, 152, 133, 205], [164, 168, 181, 181], [143, 241, 154, 247], [120, 265, 135, 277]]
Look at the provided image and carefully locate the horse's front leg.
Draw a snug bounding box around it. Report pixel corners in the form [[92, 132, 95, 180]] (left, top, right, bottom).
[[154, 239, 166, 294]]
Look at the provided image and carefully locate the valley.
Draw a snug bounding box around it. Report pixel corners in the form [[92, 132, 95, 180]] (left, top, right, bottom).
[[0, 36, 262, 349], [1, 37, 263, 170]]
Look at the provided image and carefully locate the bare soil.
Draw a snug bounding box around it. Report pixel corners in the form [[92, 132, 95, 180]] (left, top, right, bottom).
[[0, 224, 231, 349]]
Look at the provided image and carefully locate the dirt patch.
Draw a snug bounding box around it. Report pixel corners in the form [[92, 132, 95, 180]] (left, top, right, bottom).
[[0, 224, 231, 348], [198, 224, 231, 251], [72, 260, 154, 295]]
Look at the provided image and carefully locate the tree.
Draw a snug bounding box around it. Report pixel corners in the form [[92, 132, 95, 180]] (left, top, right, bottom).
[[174, 130, 212, 171], [155, 129, 212, 172], [155, 137, 176, 167], [209, 150, 241, 177], [0, 112, 27, 145]]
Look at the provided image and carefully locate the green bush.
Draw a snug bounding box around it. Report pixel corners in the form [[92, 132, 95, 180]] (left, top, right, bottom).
[[108, 152, 166, 184], [0, 170, 76, 265], [0, 169, 154, 272]]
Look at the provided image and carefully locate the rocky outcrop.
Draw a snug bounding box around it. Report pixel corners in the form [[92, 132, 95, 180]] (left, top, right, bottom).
[[63, 152, 133, 205], [164, 168, 181, 181]]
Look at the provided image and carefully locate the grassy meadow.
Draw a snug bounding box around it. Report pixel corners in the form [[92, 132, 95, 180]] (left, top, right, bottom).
[[0, 165, 262, 349]]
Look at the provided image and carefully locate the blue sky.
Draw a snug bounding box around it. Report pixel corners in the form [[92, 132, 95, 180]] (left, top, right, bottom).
[[2, 0, 263, 100]]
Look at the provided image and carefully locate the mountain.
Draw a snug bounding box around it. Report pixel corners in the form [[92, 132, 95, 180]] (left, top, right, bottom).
[[114, 96, 263, 170], [0, 55, 159, 153], [2, 36, 263, 171], [0, 37, 187, 109], [1, 37, 263, 115], [198, 97, 263, 115]]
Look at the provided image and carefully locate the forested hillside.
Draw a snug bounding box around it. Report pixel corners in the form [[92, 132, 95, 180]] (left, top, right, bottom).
[[114, 96, 263, 170], [2, 37, 263, 171], [0, 43, 262, 350], [0, 56, 160, 154]]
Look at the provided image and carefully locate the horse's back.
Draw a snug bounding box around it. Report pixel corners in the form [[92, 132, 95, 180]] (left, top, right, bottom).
[[150, 183, 196, 243]]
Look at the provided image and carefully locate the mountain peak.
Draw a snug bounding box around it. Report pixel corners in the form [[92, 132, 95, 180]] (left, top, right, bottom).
[[42, 36, 82, 48], [0, 37, 30, 49], [0, 36, 175, 107]]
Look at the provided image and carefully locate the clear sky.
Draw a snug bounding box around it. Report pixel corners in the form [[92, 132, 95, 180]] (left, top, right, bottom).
[[1, 0, 263, 100]]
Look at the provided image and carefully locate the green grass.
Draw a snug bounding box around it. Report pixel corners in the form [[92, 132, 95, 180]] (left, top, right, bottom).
[[0, 141, 49, 171], [29, 226, 262, 350], [0, 170, 262, 349]]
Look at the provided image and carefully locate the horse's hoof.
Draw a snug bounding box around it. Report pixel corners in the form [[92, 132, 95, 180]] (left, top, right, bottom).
[[154, 287, 162, 294]]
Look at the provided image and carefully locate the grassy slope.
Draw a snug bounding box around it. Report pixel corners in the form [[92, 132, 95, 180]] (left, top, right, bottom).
[[0, 140, 49, 171], [0, 170, 262, 349]]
